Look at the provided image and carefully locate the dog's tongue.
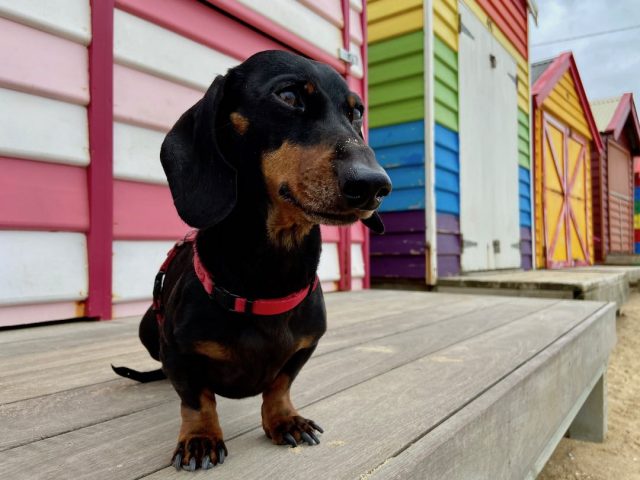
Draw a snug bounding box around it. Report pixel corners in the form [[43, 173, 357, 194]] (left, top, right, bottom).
[[361, 211, 385, 234]]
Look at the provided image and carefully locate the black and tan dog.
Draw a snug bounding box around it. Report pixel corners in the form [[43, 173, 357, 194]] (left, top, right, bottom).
[[113, 50, 391, 471]]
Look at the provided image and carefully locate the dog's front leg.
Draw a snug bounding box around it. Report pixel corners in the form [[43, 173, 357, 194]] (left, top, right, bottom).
[[261, 347, 324, 447], [172, 388, 227, 471]]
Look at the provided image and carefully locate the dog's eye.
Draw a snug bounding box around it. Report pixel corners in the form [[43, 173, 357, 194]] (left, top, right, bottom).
[[352, 108, 362, 121], [278, 89, 300, 108]]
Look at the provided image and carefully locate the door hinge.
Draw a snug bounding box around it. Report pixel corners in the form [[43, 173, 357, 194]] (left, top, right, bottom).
[[508, 73, 518, 89], [493, 240, 500, 254], [338, 48, 359, 66], [511, 241, 522, 250], [462, 238, 478, 253]]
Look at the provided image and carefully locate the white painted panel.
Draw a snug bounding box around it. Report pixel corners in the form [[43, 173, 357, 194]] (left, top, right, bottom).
[[113, 122, 167, 184], [318, 242, 341, 282], [0, 88, 89, 166], [0, 231, 88, 305], [113, 240, 175, 302], [235, 0, 341, 57], [350, 243, 365, 278], [0, 0, 91, 45], [114, 10, 239, 91], [349, 41, 364, 79], [458, 3, 520, 271]]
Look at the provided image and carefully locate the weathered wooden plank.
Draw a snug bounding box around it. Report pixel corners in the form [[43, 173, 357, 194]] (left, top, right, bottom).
[[139, 301, 606, 480], [368, 305, 615, 480], [0, 297, 556, 478]]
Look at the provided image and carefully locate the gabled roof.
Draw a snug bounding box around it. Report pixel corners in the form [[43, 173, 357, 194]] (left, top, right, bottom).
[[590, 94, 640, 148], [531, 52, 604, 153]]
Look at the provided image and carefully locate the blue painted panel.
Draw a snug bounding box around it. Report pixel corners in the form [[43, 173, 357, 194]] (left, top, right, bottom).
[[436, 168, 459, 194], [369, 121, 424, 149], [374, 142, 424, 169], [435, 190, 459, 215], [518, 166, 531, 228], [435, 123, 460, 215], [635, 188, 640, 201], [388, 165, 425, 190], [379, 188, 424, 212], [636, 242, 640, 254]]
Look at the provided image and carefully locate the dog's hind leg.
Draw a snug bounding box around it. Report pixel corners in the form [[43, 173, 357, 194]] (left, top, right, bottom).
[[139, 307, 161, 361], [111, 307, 166, 383]]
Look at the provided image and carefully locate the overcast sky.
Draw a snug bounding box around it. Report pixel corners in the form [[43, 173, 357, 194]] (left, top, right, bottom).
[[529, 0, 640, 103]]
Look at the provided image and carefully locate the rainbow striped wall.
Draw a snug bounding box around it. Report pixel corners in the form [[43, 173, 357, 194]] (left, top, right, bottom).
[[368, 0, 462, 281], [368, 0, 532, 280], [635, 172, 640, 253]]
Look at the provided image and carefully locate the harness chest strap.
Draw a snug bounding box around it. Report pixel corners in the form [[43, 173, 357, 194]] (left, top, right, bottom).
[[153, 231, 319, 321]]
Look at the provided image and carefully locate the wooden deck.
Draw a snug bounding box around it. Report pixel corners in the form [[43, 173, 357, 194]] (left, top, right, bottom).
[[0, 291, 616, 479]]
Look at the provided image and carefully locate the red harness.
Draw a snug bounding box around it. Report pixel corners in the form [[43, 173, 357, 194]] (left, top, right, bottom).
[[152, 230, 319, 321]]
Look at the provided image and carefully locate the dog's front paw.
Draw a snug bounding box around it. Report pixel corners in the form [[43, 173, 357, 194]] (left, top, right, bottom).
[[172, 435, 228, 471], [264, 415, 324, 447]]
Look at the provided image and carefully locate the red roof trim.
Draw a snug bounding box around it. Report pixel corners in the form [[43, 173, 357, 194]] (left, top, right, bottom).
[[532, 52, 604, 153], [605, 93, 640, 144]]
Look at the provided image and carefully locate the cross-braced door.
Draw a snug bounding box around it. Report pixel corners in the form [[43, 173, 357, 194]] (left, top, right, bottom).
[[542, 113, 592, 268]]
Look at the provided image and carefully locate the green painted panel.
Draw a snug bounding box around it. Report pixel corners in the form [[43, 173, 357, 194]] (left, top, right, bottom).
[[369, 98, 425, 128], [369, 31, 424, 65], [517, 108, 530, 168], [369, 52, 424, 85], [433, 36, 457, 71], [434, 80, 458, 109], [434, 102, 458, 131], [433, 37, 458, 131], [370, 74, 424, 107]]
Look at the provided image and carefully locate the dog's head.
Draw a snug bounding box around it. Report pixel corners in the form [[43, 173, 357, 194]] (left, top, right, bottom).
[[161, 50, 392, 245]]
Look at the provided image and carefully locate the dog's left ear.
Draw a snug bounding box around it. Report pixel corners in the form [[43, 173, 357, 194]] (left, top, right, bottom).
[[160, 75, 237, 229], [362, 211, 385, 234]]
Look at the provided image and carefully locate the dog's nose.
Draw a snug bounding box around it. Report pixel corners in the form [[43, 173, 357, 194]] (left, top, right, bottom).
[[341, 167, 392, 210]]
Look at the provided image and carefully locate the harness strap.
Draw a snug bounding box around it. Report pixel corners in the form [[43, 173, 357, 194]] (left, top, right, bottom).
[[153, 230, 319, 322]]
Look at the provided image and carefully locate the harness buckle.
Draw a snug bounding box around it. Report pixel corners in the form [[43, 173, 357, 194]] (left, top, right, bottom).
[[211, 286, 253, 314]]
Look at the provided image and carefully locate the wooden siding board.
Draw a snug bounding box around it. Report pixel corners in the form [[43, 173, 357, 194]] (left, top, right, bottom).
[[367, 3, 423, 43], [0, 157, 89, 232], [518, 108, 531, 168], [379, 210, 426, 233], [369, 120, 424, 149], [369, 51, 423, 85], [475, 0, 527, 58], [0, 231, 88, 306], [369, 98, 425, 128], [435, 124, 460, 215], [0, 0, 91, 45], [368, 30, 423, 64], [369, 75, 423, 107], [519, 165, 531, 228], [0, 88, 89, 166], [0, 17, 89, 105], [113, 122, 166, 184], [437, 213, 461, 276], [433, 0, 458, 52], [113, 9, 238, 91]]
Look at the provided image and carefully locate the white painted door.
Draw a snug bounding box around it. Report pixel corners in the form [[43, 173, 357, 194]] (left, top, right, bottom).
[[458, 2, 521, 272]]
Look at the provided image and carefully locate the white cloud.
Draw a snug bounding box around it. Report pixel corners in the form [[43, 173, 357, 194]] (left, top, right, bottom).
[[530, 0, 640, 103]]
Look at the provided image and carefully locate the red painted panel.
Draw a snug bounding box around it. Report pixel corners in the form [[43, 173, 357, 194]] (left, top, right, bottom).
[[205, 0, 346, 74], [0, 17, 89, 105], [115, 0, 288, 61], [0, 157, 89, 231], [86, 0, 115, 319], [114, 64, 202, 132], [476, 0, 528, 59], [320, 226, 340, 242], [113, 180, 188, 240]]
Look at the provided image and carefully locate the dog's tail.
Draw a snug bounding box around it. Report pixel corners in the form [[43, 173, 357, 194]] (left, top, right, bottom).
[[111, 364, 166, 383]]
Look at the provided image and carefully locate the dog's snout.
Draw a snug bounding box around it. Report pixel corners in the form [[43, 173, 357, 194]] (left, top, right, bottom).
[[341, 167, 392, 210]]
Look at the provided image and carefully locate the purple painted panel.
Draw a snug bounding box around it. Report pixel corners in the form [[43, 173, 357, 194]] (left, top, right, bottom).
[[520, 240, 533, 255], [371, 232, 425, 255], [436, 213, 460, 233], [521, 255, 533, 270], [520, 226, 532, 270], [520, 226, 532, 240], [438, 255, 460, 277], [436, 232, 460, 255], [380, 210, 426, 233], [371, 255, 425, 279]]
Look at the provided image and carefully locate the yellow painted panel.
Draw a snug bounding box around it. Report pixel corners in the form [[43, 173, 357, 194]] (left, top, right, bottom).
[[368, 7, 423, 42], [433, 0, 458, 51], [368, 0, 423, 22], [635, 214, 640, 230], [461, 0, 529, 113], [543, 71, 592, 140]]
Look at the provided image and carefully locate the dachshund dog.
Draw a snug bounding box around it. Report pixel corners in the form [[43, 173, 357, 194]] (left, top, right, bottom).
[[113, 50, 391, 471]]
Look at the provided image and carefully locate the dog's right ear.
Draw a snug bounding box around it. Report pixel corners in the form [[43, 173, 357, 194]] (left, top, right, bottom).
[[160, 75, 237, 229]]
